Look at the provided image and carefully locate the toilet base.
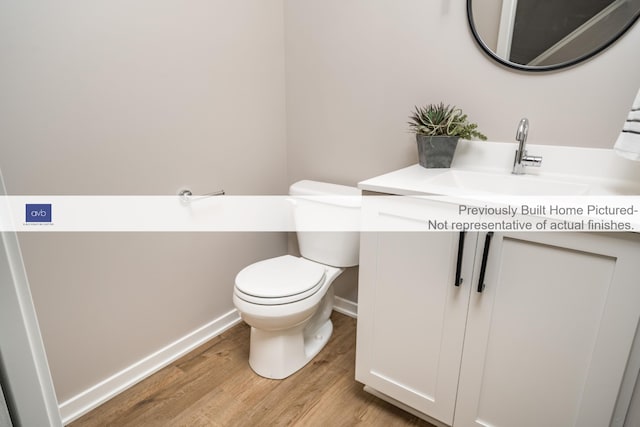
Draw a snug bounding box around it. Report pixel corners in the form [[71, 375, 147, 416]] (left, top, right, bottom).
[[248, 318, 333, 380], [238, 267, 341, 379]]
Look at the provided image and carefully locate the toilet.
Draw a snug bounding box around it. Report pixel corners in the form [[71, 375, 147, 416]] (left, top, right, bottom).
[[233, 180, 361, 379]]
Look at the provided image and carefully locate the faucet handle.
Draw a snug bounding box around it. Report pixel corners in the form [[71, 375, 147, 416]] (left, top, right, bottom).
[[516, 118, 529, 142]]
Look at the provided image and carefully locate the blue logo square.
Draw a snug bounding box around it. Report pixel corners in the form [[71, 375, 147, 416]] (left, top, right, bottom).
[[26, 204, 52, 223]]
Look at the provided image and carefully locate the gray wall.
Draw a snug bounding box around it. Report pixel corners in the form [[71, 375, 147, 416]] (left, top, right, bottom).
[[284, 0, 640, 187], [0, 0, 288, 405]]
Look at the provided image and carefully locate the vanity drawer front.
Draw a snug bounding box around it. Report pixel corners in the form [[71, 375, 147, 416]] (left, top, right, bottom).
[[361, 195, 460, 231]]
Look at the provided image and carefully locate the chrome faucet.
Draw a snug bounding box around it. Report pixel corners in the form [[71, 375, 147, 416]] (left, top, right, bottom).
[[512, 118, 542, 175]]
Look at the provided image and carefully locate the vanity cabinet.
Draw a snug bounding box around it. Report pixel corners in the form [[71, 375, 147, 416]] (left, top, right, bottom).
[[355, 196, 477, 425], [355, 196, 640, 427]]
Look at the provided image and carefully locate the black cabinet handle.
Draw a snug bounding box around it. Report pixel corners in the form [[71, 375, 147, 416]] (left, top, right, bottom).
[[454, 231, 466, 287], [477, 232, 494, 293]]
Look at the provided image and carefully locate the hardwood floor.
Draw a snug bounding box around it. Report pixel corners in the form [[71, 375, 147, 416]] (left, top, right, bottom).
[[70, 312, 435, 427]]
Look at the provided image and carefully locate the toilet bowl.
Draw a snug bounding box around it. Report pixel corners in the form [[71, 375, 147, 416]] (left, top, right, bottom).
[[233, 180, 361, 379]]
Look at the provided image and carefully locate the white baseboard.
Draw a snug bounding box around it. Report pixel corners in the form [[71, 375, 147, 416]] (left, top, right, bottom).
[[58, 309, 241, 425], [60, 299, 358, 425], [333, 296, 357, 318]]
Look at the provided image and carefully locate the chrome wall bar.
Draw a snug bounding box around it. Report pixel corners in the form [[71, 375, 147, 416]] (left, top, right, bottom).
[[178, 189, 225, 203]]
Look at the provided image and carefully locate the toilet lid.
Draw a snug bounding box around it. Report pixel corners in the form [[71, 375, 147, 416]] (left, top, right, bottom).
[[235, 255, 326, 300]]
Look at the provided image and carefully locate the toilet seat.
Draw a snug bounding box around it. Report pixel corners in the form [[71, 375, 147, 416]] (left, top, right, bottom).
[[235, 255, 326, 305]]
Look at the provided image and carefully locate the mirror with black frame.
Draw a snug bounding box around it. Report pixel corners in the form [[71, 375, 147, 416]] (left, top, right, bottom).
[[468, 0, 640, 71]]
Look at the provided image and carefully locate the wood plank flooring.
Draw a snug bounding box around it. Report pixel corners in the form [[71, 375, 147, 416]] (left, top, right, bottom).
[[70, 312, 435, 427]]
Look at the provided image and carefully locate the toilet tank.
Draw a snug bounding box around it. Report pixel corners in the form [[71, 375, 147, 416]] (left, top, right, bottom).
[[289, 180, 361, 267]]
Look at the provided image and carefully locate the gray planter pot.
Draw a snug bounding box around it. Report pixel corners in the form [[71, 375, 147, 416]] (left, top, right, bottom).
[[416, 135, 460, 168]]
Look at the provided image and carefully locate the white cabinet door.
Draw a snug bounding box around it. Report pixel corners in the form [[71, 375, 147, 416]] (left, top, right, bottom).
[[455, 232, 640, 427], [356, 197, 478, 425]]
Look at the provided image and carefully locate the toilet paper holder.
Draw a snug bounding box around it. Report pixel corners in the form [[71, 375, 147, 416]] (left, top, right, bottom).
[[178, 188, 225, 203]]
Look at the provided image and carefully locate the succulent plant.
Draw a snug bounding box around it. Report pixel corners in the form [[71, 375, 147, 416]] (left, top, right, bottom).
[[408, 103, 487, 140]]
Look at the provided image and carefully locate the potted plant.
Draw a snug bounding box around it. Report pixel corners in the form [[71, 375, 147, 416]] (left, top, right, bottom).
[[408, 103, 487, 168]]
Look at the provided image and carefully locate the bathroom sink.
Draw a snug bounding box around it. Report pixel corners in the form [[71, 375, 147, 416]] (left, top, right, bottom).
[[425, 170, 591, 196], [359, 141, 640, 198]]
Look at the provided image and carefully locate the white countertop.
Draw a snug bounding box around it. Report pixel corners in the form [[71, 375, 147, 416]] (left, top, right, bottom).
[[358, 140, 640, 196], [357, 140, 640, 232]]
